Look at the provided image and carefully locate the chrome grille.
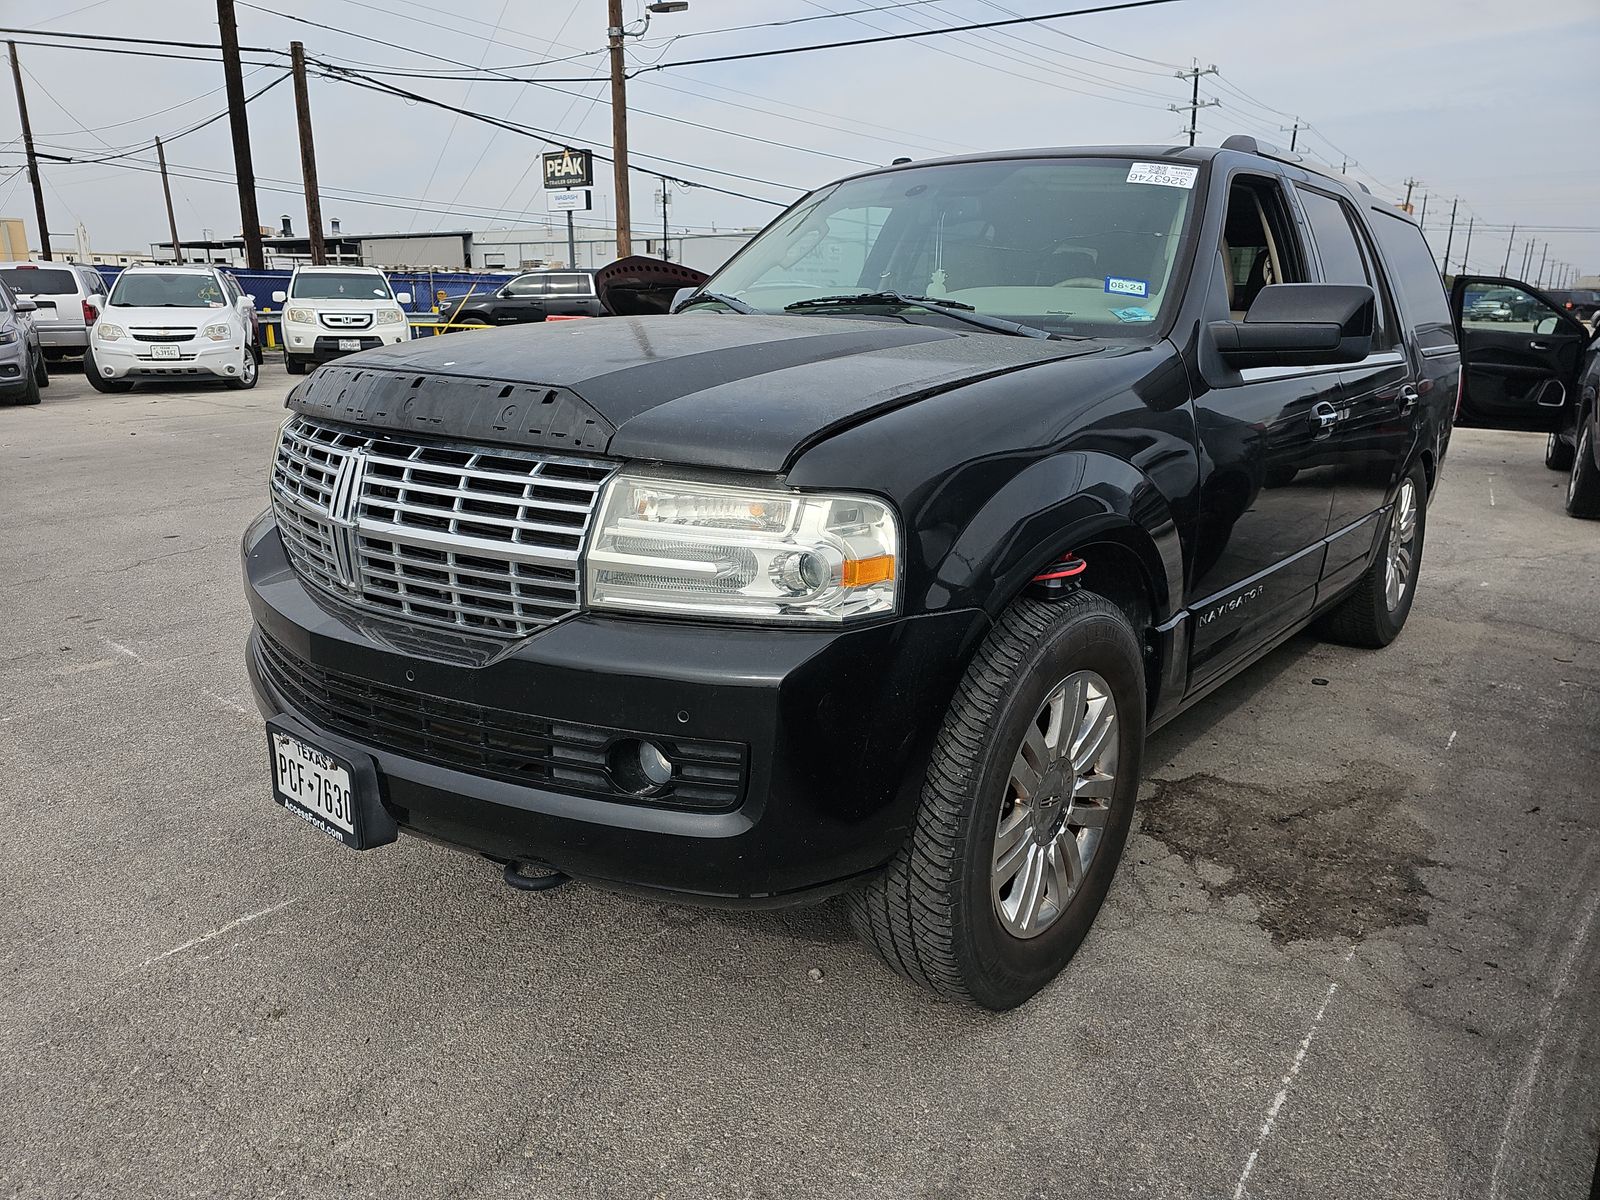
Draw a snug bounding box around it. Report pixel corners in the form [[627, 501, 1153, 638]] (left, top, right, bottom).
[[270, 415, 615, 639], [319, 312, 374, 329]]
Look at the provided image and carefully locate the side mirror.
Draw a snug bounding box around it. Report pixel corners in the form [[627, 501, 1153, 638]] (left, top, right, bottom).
[[14, 298, 36, 313], [270, 290, 287, 303], [669, 286, 701, 313], [395, 291, 412, 305], [1209, 283, 1375, 370], [1534, 316, 1559, 336]]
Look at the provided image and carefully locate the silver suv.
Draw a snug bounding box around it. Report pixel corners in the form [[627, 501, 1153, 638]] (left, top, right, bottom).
[[0, 261, 108, 360]]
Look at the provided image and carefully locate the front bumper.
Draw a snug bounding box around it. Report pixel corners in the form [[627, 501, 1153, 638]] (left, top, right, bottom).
[[91, 339, 243, 380], [283, 325, 408, 365], [242, 514, 986, 904]]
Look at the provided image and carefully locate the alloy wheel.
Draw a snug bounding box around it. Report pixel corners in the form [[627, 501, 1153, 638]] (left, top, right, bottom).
[[1384, 479, 1418, 612], [991, 670, 1119, 939]]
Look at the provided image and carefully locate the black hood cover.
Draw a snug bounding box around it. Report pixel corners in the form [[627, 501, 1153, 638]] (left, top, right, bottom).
[[595, 255, 709, 315], [290, 314, 1105, 472]]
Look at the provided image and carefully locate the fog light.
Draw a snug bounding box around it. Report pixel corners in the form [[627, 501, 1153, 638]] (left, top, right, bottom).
[[102, 366, 114, 377], [607, 738, 674, 795]]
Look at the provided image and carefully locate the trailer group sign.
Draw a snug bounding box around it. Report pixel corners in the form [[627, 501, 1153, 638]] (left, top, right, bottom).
[[543, 148, 593, 191]]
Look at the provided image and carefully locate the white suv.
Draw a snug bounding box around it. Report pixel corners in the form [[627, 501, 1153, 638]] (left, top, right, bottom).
[[273, 266, 411, 375], [86, 265, 259, 392]]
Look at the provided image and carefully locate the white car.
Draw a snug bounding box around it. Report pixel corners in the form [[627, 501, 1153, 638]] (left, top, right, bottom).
[[86, 265, 260, 393], [272, 266, 411, 375]]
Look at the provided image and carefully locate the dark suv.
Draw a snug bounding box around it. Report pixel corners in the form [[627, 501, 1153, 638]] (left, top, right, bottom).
[[444, 270, 603, 327], [246, 138, 1466, 1009]]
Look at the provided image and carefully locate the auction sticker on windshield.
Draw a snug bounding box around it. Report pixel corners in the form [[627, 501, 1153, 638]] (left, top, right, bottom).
[[1127, 162, 1198, 189], [269, 729, 359, 845]]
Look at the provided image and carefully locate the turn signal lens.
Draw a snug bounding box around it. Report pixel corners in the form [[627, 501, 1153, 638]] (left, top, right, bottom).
[[841, 554, 895, 588]]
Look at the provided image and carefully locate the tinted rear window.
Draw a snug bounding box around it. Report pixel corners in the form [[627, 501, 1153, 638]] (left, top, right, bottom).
[[0, 267, 78, 295], [543, 273, 594, 296], [1368, 211, 1455, 351]]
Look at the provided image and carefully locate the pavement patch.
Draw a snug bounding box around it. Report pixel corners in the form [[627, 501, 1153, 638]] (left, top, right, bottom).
[[1139, 768, 1434, 943]]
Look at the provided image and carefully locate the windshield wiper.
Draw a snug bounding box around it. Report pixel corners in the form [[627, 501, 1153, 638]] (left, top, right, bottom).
[[675, 290, 759, 314], [783, 291, 1054, 339]]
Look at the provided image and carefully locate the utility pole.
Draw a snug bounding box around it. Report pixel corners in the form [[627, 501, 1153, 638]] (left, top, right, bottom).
[[289, 41, 326, 265], [1280, 118, 1306, 152], [1460, 215, 1474, 275], [155, 138, 183, 264], [606, 0, 632, 259], [1417, 192, 1428, 230], [1536, 242, 1549, 287], [217, 0, 264, 270], [1441, 197, 1458, 276], [1170, 62, 1218, 148], [1400, 177, 1421, 215], [656, 177, 670, 261], [1500, 223, 1516, 275], [7, 42, 50, 261]]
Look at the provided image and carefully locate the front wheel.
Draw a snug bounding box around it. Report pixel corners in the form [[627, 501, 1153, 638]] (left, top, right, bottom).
[[1566, 422, 1600, 519], [227, 346, 258, 390], [1318, 463, 1427, 648], [33, 349, 49, 388], [285, 355, 308, 376], [83, 348, 134, 393], [848, 592, 1145, 1010]]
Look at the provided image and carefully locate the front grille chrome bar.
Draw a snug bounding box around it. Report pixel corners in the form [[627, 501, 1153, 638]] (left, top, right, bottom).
[[269, 415, 615, 640]]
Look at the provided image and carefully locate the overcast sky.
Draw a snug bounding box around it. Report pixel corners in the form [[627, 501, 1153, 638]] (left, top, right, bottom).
[[3, 0, 1597, 280]]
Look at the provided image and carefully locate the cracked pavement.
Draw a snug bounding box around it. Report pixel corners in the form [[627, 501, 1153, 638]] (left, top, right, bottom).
[[1, 362, 1596, 1199]]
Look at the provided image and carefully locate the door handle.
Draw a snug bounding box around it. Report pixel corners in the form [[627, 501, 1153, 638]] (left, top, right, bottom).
[[1530, 340, 1552, 351], [1398, 384, 1420, 414], [1310, 401, 1340, 431]]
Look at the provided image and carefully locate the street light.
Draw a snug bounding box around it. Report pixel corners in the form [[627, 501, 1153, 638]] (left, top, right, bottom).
[[608, 0, 689, 260]]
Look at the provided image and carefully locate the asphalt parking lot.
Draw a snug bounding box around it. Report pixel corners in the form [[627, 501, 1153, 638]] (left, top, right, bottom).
[[2, 359, 1596, 1200]]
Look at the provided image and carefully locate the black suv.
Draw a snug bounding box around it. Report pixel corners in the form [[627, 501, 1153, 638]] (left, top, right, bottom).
[[247, 139, 1472, 1009], [445, 270, 603, 327]]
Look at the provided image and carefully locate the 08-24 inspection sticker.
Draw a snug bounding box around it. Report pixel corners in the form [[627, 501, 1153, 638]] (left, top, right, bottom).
[[1127, 162, 1198, 189]]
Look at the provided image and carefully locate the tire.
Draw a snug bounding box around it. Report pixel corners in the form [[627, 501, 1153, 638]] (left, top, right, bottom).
[[285, 355, 308, 376], [15, 357, 41, 405], [1318, 462, 1427, 648], [1566, 422, 1600, 519], [33, 348, 49, 388], [42, 347, 65, 361], [83, 348, 134, 393], [848, 591, 1145, 1010], [227, 346, 258, 390], [1546, 431, 1575, 472]]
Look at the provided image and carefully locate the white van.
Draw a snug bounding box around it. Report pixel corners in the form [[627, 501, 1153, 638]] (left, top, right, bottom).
[[273, 266, 411, 374]]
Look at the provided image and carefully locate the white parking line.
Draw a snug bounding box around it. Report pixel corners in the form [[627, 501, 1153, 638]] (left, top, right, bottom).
[[1487, 878, 1600, 1199], [201, 689, 251, 717], [101, 638, 142, 662], [1231, 947, 1357, 1198], [140, 898, 299, 968]]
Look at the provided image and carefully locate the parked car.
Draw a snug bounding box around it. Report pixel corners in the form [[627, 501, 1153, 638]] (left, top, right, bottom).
[[0, 278, 49, 405], [0, 260, 108, 360], [1545, 288, 1600, 323], [85, 265, 260, 392], [272, 265, 412, 375], [246, 137, 1468, 1009], [444, 270, 603, 327], [1463, 286, 1534, 323], [1453, 275, 1600, 517]]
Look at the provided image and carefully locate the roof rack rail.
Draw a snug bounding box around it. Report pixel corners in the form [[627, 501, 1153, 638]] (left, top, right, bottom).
[[1221, 134, 1373, 194]]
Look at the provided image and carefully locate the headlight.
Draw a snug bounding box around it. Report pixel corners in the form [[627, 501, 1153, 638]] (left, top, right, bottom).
[[376, 308, 404, 326], [95, 323, 127, 342], [0, 328, 15, 346], [284, 307, 314, 324], [202, 323, 232, 342], [585, 474, 899, 624]]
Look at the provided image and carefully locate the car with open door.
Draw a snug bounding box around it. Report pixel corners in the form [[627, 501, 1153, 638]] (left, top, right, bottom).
[[1450, 275, 1600, 516]]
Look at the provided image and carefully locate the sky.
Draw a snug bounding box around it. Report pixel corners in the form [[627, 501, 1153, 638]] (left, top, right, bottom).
[[2, 0, 1597, 282]]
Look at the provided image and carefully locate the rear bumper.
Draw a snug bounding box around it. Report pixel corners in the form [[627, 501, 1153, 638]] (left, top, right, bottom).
[[242, 513, 986, 904], [37, 326, 89, 350]]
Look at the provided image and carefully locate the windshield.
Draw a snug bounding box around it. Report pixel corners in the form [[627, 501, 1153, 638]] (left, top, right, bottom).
[[0, 267, 78, 295], [109, 271, 226, 309], [702, 157, 1198, 337], [290, 271, 394, 300]]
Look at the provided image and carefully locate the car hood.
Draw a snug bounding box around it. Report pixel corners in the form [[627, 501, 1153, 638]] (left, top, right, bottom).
[[100, 305, 234, 329], [289, 313, 1111, 472]]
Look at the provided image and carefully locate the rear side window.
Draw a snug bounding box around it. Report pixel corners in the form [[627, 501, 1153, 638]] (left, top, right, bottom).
[[1295, 188, 1368, 287], [544, 273, 594, 296], [1368, 210, 1455, 351], [0, 267, 78, 295]]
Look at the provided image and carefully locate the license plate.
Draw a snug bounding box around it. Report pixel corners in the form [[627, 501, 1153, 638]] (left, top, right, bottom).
[[338, 338, 361, 351], [151, 344, 180, 359], [270, 729, 359, 845]]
